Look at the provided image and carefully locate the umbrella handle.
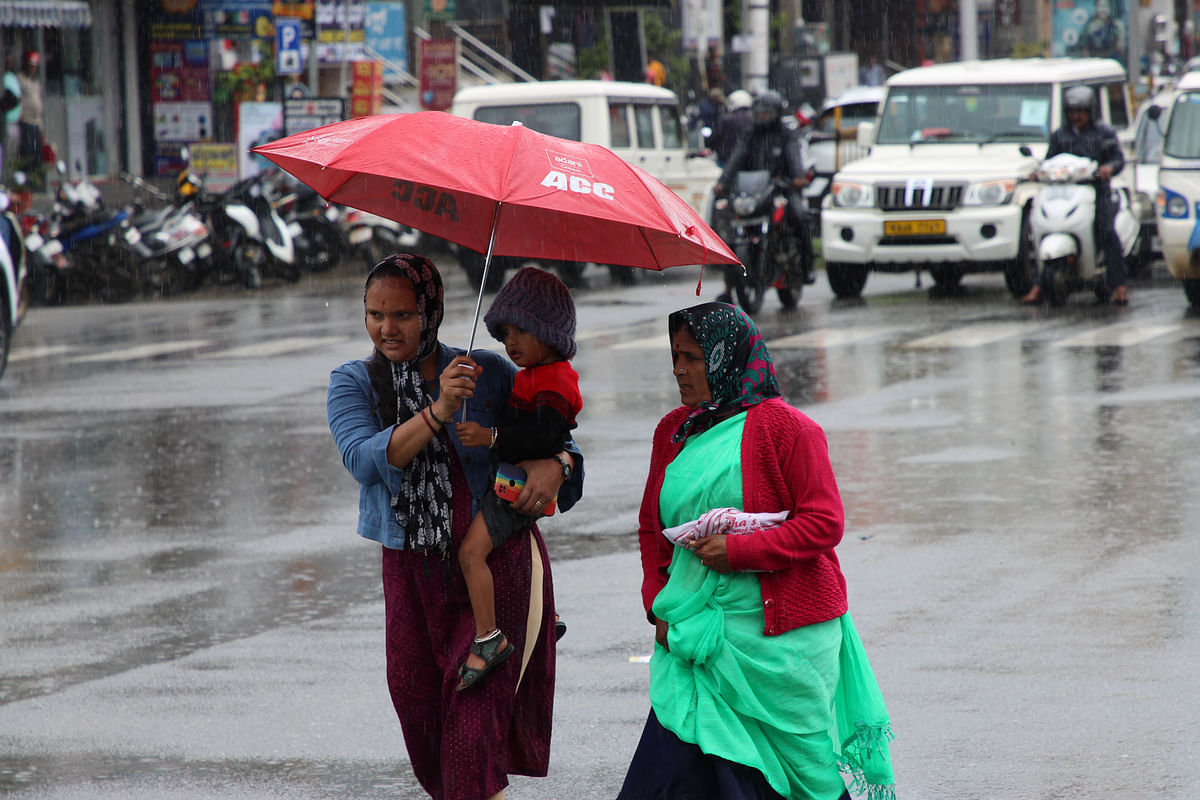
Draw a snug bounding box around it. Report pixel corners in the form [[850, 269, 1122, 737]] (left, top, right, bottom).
[[462, 202, 503, 422]]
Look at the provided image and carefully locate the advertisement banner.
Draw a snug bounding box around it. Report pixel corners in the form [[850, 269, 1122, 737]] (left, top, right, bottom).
[[237, 101, 283, 178], [189, 142, 239, 192], [284, 97, 344, 135], [365, 1, 407, 71], [316, 0, 367, 61], [1052, 0, 1127, 64], [350, 61, 383, 117], [151, 40, 211, 103], [420, 38, 456, 111], [154, 101, 214, 141]]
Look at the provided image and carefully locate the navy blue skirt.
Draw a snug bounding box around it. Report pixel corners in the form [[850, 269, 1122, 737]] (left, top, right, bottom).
[[616, 709, 851, 800]]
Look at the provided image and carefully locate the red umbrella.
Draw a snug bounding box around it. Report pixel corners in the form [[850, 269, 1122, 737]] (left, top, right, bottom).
[[252, 111, 737, 350]]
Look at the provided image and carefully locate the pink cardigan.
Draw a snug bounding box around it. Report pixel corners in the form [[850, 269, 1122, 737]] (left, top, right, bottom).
[[637, 398, 848, 636]]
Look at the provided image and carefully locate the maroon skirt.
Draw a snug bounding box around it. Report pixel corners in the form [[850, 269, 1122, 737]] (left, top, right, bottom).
[[382, 446, 557, 800]]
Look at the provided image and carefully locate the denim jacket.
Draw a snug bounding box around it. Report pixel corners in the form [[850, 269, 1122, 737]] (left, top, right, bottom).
[[327, 342, 584, 550]]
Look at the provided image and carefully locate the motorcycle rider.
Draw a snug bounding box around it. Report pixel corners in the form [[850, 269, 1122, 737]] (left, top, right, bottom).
[[1022, 85, 1129, 305], [712, 90, 816, 303]]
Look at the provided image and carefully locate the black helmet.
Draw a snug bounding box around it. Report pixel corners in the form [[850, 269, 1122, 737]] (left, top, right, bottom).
[[751, 90, 786, 130], [1064, 85, 1096, 115]]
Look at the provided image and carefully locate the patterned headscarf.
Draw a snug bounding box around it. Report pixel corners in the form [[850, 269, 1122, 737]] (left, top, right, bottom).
[[668, 302, 780, 442], [367, 254, 453, 557]]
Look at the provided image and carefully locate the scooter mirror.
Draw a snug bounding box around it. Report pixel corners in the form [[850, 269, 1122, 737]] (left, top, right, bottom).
[[180, 145, 190, 163], [56, 159, 66, 175]]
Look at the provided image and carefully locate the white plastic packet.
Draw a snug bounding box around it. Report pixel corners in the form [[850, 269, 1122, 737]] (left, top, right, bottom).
[[662, 507, 789, 547]]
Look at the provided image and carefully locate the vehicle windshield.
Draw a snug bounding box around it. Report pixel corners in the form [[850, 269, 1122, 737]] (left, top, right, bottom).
[[875, 84, 1053, 145], [1163, 92, 1200, 159]]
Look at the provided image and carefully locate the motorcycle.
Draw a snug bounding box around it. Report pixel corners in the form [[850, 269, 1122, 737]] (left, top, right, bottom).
[[272, 180, 342, 273], [112, 172, 214, 296], [49, 166, 138, 303], [713, 170, 812, 314], [1029, 153, 1139, 306], [341, 206, 423, 268], [194, 173, 298, 289]]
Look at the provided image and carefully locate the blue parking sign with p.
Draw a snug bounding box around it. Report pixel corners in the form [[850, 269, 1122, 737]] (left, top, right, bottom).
[[277, 17, 302, 75]]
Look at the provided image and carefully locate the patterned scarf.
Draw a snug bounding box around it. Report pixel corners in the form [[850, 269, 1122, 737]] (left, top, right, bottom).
[[669, 302, 780, 443], [374, 254, 454, 557]]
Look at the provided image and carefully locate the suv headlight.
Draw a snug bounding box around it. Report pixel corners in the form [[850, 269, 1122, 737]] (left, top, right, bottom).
[[962, 179, 1016, 206], [1157, 187, 1189, 219], [831, 181, 873, 208]]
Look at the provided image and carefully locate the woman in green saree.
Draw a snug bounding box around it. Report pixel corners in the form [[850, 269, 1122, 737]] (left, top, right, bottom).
[[617, 302, 894, 800]]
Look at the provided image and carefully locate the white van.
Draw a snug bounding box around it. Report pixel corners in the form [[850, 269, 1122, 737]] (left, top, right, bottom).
[[450, 81, 720, 288], [821, 58, 1134, 299], [1152, 71, 1200, 306]]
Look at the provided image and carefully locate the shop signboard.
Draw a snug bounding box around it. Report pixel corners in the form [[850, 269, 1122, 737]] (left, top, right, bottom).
[[283, 97, 344, 136], [419, 38, 456, 110]]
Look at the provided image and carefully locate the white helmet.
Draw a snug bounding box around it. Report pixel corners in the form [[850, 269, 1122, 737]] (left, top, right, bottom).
[[726, 90, 753, 112]]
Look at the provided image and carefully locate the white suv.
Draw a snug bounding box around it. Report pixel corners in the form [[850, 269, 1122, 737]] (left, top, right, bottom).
[[821, 58, 1133, 299]]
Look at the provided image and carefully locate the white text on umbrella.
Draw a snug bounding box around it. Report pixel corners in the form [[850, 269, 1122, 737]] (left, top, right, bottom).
[[540, 171, 615, 200]]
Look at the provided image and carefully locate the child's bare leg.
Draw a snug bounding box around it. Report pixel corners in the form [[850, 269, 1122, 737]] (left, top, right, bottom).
[[459, 511, 506, 671]]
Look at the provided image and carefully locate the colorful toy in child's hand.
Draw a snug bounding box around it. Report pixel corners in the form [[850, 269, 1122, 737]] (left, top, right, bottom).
[[494, 463, 557, 515]]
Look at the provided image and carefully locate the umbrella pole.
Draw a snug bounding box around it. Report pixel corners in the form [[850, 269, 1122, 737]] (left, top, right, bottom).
[[461, 202, 503, 420]]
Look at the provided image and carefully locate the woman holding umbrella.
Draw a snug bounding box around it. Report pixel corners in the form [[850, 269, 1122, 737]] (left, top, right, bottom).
[[618, 302, 894, 800], [327, 254, 583, 800]]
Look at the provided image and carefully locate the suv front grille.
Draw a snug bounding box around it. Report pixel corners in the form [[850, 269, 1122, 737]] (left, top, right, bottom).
[[876, 183, 964, 212]]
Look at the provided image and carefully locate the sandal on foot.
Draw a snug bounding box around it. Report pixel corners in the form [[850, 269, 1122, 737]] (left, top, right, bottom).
[[455, 631, 512, 691], [555, 617, 567, 641]]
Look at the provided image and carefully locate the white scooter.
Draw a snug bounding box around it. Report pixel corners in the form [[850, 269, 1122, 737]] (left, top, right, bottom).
[[1029, 153, 1139, 306]]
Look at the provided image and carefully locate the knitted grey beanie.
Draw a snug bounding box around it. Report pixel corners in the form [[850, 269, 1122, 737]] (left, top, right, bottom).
[[484, 266, 577, 360]]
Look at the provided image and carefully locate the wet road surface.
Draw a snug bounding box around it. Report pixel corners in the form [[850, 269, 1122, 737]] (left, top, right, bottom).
[[2, 260, 1200, 799]]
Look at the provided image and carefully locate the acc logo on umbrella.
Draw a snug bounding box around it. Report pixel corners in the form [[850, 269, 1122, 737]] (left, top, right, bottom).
[[390, 179, 459, 221], [541, 149, 614, 200]]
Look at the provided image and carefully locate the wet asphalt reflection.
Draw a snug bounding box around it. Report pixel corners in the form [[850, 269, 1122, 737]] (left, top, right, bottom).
[[2, 258, 1200, 798]]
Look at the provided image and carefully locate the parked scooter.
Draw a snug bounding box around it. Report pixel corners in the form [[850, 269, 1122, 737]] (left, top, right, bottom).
[[712, 170, 811, 314], [341, 206, 423, 268], [112, 172, 214, 296], [50, 163, 138, 303], [271, 179, 342, 273], [1028, 153, 1139, 307], [191, 172, 298, 288]]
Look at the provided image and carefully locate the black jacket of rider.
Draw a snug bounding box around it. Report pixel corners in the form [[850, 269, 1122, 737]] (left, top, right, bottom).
[[719, 122, 810, 194], [1044, 117, 1126, 286], [1045, 120, 1124, 181]]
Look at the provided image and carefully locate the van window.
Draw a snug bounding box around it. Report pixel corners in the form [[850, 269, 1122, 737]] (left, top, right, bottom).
[[876, 84, 1052, 145], [1164, 92, 1200, 159], [634, 104, 656, 148], [660, 105, 684, 148], [473, 103, 583, 141], [609, 103, 632, 148], [1104, 83, 1129, 129]]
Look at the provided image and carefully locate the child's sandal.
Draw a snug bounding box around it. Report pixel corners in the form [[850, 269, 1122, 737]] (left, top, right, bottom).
[[455, 630, 513, 691]]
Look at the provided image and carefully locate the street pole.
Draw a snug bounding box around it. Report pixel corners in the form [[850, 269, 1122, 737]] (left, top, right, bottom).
[[309, 0, 320, 91], [746, 0, 769, 92], [960, 0, 978, 61]]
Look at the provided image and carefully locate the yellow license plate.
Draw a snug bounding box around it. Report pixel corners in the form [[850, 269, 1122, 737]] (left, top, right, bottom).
[[884, 219, 946, 236]]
